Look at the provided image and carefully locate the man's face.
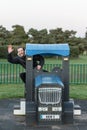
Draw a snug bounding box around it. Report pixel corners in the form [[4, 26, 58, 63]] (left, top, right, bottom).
[[17, 48, 25, 57]]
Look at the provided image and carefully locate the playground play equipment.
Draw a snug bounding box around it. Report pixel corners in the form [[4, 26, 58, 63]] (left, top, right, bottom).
[[14, 43, 81, 126]]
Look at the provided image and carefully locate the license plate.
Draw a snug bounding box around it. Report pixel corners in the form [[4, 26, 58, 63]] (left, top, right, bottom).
[[40, 114, 60, 119]]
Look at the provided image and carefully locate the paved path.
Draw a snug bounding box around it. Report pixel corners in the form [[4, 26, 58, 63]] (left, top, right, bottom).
[[0, 99, 87, 130]]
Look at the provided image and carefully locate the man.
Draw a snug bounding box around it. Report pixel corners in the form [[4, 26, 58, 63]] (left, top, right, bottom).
[[7, 45, 44, 83]]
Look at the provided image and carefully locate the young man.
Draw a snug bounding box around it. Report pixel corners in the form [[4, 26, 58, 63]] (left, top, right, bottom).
[[7, 45, 44, 83]]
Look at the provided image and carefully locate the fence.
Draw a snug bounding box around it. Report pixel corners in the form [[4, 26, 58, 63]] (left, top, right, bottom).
[[0, 62, 87, 84]]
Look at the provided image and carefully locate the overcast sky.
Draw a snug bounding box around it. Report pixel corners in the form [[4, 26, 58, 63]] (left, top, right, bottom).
[[0, 0, 87, 37]]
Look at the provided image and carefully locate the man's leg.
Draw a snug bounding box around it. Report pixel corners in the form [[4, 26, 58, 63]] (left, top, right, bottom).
[[20, 72, 26, 97], [20, 72, 26, 83]]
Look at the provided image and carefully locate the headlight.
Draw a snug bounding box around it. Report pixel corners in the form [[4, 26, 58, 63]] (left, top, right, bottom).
[[38, 107, 48, 111], [52, 107, 62, 111]]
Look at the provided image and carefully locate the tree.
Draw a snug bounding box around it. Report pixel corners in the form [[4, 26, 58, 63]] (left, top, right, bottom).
[[48, 28, 77, 43], [0, 25, 11, 45], [39, 29, 49, 43], [49, 28, 64, 43], [11, 25, 28, 45], [28, 28, 39, 43], [0, 24, 87, 58], [28, 28, 49, 43]]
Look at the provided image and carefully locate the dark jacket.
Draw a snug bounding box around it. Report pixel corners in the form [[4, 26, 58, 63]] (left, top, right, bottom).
[[7, 53, 44, 69], [33, 54, 44, 68]]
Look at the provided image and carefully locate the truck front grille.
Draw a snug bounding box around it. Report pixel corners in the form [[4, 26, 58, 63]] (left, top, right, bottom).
[[38, 88, 62, 105]]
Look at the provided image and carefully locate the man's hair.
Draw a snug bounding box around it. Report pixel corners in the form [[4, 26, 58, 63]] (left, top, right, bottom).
[[17, 47, 25, 52]]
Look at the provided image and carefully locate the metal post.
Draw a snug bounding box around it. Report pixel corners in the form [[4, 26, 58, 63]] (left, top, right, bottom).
[[62, 57, 69, 101], [26, 56, 33, 101]]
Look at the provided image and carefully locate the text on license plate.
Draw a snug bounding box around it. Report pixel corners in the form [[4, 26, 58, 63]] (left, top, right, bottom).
[[40, 114, 60, 119]]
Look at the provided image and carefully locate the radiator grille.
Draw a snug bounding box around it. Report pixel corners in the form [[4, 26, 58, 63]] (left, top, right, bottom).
[[38, 88, 62, 105]]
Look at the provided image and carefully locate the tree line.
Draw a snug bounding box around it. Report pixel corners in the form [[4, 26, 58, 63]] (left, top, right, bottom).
[[0, 24, 87, 58]]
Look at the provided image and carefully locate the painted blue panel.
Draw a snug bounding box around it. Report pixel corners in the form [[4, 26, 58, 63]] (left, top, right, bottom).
[[26, 43, 70, 56], [35, 74, 64, 87]]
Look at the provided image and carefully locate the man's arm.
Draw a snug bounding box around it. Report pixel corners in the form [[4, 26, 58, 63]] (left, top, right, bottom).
[[37, 55, 44, 67], [7, 45, 19, 64], [7, 53, 19, 64], [7, 53, 26, 69]]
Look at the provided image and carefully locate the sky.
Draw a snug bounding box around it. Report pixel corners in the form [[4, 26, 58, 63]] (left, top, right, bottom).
[[0, 0, 87, 38]]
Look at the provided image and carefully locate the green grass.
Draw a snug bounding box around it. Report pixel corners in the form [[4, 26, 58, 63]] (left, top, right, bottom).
[[45, 55, 87, 64], [0, 84, 24, 99], [70, 85, 87, 100], [70, 55, 87, 64], [0, 84, 87, 100]]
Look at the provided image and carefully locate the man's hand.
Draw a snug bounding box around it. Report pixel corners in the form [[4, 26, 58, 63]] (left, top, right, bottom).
[[8, 45, 14, 53], [36, 65, 42, 70]]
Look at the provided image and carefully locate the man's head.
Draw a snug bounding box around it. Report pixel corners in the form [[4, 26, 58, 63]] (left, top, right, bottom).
[[17, 47, 25, 57]]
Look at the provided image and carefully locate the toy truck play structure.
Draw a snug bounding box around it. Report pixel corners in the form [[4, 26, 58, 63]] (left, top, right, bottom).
[[14, 43, 81, 126]]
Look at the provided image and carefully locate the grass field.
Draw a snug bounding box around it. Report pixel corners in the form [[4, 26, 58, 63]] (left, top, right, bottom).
[[45, 55, 87, 64], [70, 84, 87, 99], [0, 84, 24, 99], [0, 84, 87, 100]]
